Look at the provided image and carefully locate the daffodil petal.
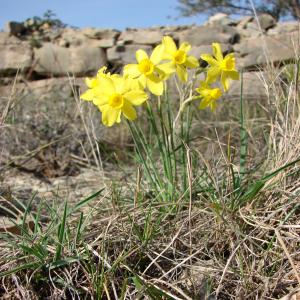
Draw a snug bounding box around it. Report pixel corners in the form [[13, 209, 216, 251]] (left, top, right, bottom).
[[206, 67, 221, 83], [150, 44, 164, 65], [146, 76, 164, 96], [200, 54, 218, 66], [112, 76, 126, 94], [124, 90, 148, 105], [185, 56, 199, 68], [80, 89, 94, 101], [138, 75, 147, 88], [85, 77, 99, 88], [227, 70, 240, 80], [123, 64, 141, 78], [210, 101, 217, 112], [93, 94, 109, 107], [102, 107, 120, 127], [176, 65, 188, 82], [97, 66, 108, 78], [122, 101, 137, 120], [225, 53, 235, 61], [199, 98, 211, 110], [99, 77, 116, 95], [221, 72, 230, 91], [155, 62, 176, 76], [136, 49, 149, 63], [162, 36, 177, 55], [116, 110, 122, 123], [212, 43, 223, 61], [98, 103, 109, 112], [179, 42, 191, 53]]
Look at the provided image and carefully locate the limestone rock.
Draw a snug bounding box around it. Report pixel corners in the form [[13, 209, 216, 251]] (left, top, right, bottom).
[[34, 43, 106, 76], [257, 14, 276, 30], [96, 38, 115, 48], [4, 21, 26, 36], [244, 22, 262, 37], [82, 28, 120, 40], [107, 44, 152, 64], [190, 44, 231, 58], [119, 29, 163, 45], [206, 13, 237, 26], [59, 28, 88, 47], [0, 40, 32, 75], [178, 25, 239, 46], [0, 32, 23, 45], [237, 16, 253, 29], [268, 22, 299, 35], [235, 32, 299, 69], [225, 72, 266, 101]]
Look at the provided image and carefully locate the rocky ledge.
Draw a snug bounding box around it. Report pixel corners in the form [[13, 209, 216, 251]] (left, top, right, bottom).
[[1, 13, 299, 77]]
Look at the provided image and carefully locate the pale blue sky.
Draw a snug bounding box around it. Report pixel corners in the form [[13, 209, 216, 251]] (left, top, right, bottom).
[[0, 0, 206, 30]]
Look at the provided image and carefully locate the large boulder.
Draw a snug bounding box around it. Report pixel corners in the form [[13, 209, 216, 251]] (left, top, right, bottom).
[[0, 33, 32, 75], [34, 43, 107, 76], [235, 32, 299, 69], [225, 72, 267, 101], [178, 25, 239, 46], [118, 29, 163, 45], [190, 43, 231, 59], [107, 44, 152, 64]]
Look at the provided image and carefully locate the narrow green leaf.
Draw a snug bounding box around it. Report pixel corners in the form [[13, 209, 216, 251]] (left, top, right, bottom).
[[0, 262, 41, 277], [55, 201, 67, 261], [72, 188, 105, 212]]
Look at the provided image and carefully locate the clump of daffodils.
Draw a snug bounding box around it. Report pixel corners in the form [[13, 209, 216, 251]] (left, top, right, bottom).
[[81, 37, 239, 127]]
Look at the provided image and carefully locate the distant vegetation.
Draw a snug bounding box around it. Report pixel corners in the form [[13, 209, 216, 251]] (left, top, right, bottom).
[[22, 10, 68, 33], [177, 0, 300, 20]]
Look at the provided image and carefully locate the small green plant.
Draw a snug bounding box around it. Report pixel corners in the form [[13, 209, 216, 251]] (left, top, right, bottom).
[[81, 38, 240, 208], [23, 10, 67, 33]]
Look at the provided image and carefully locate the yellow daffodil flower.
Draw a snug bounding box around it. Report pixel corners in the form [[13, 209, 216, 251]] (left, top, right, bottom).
[[98, 76, 148, 126], [159, 36, 199, 82], [201, 43, 239, 91], [80, 67, 115, 103], [123, 45, 169, 96], [195, 81, 222, 112], [81, 73, 148, 127]]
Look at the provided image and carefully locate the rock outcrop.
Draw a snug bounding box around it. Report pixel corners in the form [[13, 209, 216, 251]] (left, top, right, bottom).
[[0, 14, 298, 78]]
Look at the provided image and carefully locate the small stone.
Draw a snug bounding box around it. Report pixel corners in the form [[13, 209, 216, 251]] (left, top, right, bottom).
[[4, 21, 25, 36], [82, 28, 120, 40], [205, 13, 237, 26], [257, 13, 276, 30]]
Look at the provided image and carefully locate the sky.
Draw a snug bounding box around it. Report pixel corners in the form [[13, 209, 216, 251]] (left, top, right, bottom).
[[0, 0, 206, 31]]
